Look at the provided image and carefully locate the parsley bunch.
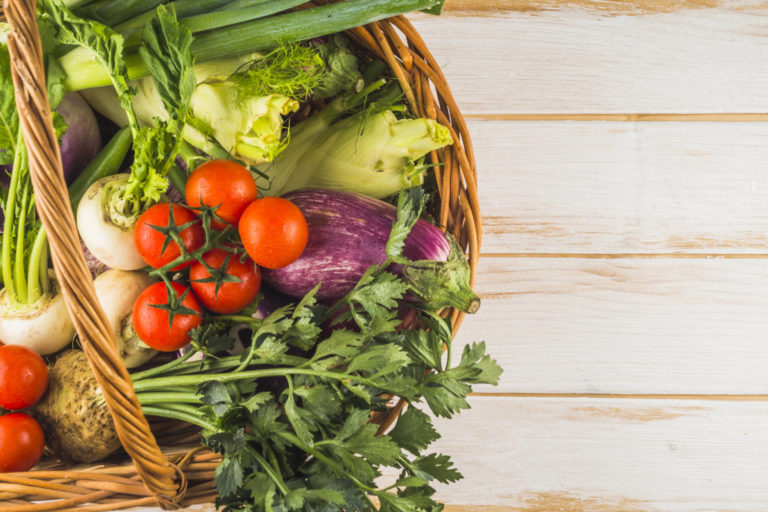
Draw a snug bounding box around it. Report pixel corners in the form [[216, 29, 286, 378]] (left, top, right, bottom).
[[127, 188, 502, 511]]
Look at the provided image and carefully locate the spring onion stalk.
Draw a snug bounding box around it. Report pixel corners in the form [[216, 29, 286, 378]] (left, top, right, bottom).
[[59, 0, 442, 91], [182, 0, 308, 34], [118, 0, 244, 37]]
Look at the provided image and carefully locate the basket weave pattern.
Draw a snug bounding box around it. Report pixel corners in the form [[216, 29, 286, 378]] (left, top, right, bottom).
[[0, 1, 480, 510]]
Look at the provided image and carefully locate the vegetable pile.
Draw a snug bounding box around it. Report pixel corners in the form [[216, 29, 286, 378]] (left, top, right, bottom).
[[0, 0, 502, 510]]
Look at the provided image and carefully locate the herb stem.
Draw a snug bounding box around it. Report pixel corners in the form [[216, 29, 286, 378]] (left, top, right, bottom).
[[131, 346, 198, 381], [247, 446, 290, 495], [1, 132, 24, 302], [279, 431, 378, 493], [131, 367, 384, 393], [141, 405, 217, 432], [26, 228, 48, 304], [13, 178, 31, 304], [136, 391, 203, 405]]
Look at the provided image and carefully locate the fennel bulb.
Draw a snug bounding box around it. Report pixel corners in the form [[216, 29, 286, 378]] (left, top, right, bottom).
[[258, 109, 454, 199]]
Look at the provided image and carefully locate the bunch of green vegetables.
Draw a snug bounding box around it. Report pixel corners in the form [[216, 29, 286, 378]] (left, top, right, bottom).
[[40, 188, 501, 511]]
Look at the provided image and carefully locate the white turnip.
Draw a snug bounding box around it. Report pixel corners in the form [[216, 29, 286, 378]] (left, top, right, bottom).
[[93, 269, 156, 368], [0, 272, 75, 355], [77, 174, 145, 270]]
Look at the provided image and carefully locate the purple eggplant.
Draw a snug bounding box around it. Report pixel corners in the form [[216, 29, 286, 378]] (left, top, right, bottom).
[[262, 189, 480, 313]]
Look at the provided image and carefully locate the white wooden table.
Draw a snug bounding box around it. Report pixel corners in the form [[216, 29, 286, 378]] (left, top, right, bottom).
[[138, 1, 768, 510]]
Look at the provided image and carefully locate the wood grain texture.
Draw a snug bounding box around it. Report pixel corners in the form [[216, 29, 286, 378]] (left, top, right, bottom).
[[457, 256, 768, 394], [424, 396, 768, 510], [409, 9, 768, 115], [443, 0, 768, 15], [471, 120, 768, 254]]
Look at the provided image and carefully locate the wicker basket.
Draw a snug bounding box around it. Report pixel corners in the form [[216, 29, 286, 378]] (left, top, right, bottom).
[[0, 0, 480, 510]]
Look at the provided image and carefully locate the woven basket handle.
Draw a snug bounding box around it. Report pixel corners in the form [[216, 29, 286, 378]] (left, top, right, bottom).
[[4, 0, 184, 507]]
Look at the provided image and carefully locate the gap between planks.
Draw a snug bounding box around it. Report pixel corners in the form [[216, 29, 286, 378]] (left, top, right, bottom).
[[470, 392, 768, 401], [478, 253, 768, 259], [467, 113, 768, 121]]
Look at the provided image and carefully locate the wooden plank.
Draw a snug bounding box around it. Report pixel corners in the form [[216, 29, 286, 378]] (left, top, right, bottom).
[[408, 8, 768, 115], [442, 0, 768, 15], [425, 396, 768, 510], [456, 256, 768, 394], [470, 120, 768, 254]]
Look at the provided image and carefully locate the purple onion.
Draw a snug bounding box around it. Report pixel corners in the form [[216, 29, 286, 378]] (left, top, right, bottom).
[[57, 93, 102, 184]]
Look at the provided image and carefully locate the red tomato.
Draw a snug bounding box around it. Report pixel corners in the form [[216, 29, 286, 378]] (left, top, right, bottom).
[[132, 282, 202, 351], [134, 203, 204, 270], [0, 345, 48, 410], [185, 160, 258, 229], [0, 413, 44, 472], [190, 249, 262, 314], [238, 197, 308, 269]]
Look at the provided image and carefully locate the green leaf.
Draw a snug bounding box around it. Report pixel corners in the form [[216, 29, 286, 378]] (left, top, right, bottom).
[[389, 407, 440, 455], [244, 472, 276, 503], [336, 409, 371, 443], [294, 384, 341, 425], [215, 455, 244, 497], [386, 188, 429, 261], [346, 271, 408, 335], [253, 335, 289, 364], [40, 0, 136, 127], [401, 329, 444, 370], [312, 329, 364, 363], [421, 369, 473, 418], [395, 476, 429, 488], [284, 284, 323, 351], [459, 341, 504, 386], [198, 380, 232, 417], [242, 391, 272, 413], [284, 392, 314, 447], [138, 4, 195, 121], [343, 425, 402, 465], [378, 492, 421, 512], [410, 453, 462, 484], [348, 344, 411, 379]]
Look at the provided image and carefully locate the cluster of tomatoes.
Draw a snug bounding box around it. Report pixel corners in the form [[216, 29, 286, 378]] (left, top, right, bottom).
[[0, 345, 47, 472], [131, 159, 309, 352]]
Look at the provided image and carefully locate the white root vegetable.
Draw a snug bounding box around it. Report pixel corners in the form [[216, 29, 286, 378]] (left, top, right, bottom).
[[0, 272, 75, 355], [93, 269, 156, 368], [77, 174, 145, 271]]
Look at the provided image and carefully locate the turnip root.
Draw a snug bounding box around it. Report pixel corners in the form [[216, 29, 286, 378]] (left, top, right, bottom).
[[32, 350, 120, 463], [0, 273, 75, 355], [93, 269, 156, 368], [77, 175, 145, 270]]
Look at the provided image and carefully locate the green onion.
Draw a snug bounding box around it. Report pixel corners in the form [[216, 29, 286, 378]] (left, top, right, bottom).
[[182, 0, 308, 34], [60, 0, 441, 91]]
